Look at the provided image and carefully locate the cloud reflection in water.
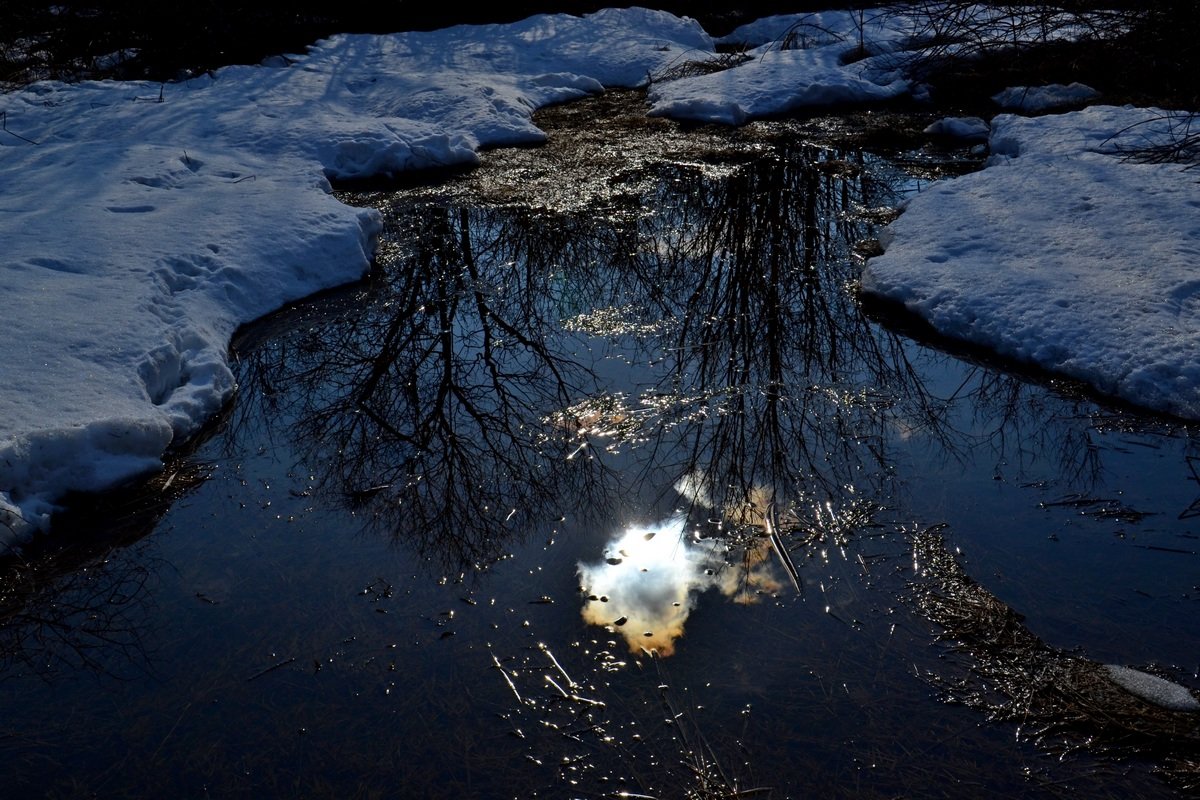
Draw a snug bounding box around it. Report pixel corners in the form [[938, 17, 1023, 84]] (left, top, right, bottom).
[[578, 514, 783, 656]]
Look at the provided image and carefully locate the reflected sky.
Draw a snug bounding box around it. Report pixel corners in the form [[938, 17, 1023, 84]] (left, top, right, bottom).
[[578, 510, 785, 656], [3, 93, 1199, 799]]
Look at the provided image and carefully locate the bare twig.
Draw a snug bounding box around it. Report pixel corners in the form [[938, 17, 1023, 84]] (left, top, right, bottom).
[[246, 655, 296, 681], [1105, 111, 1200, 170], [0, 110, 38, 144]]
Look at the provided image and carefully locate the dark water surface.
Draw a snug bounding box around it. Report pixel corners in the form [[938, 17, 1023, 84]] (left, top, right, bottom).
[[2, 91, 1198, 798]]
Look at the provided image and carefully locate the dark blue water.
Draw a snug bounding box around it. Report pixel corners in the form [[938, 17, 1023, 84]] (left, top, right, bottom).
[[1, 96, 1197, 798]]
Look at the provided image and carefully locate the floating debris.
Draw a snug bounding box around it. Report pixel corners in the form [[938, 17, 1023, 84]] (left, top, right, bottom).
[[247, 656, 296, 682]]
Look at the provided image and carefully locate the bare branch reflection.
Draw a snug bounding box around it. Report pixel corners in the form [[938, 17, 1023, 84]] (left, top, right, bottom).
[[0, 467, 203, 681], [546, 141, 957, 537], [0, 550, 153, 680], [230, 204, 620, 571], [229, 109, 1171, 580]]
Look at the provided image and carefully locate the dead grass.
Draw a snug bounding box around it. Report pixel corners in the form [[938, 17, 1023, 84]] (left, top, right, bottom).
[[1106, 111, 1200, 170], [909, 526, 1200, 791], [649, 51, 754, 86]]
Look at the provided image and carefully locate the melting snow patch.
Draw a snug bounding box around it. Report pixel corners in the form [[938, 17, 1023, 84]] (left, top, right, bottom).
[[0, 8, 715, 546], [1102, 665, 1200, 712], [924, 116, 989, 142], [992, 82, 1100, 112], [862, 105, 1200, 420]]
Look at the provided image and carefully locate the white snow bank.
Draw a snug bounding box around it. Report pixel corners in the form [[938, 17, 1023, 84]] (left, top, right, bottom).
[[649, 47, 910, 124], [650, 10, 920, 123], [1102, 665, 1200, 712], [993, 82, 1100, 112], [862, 105, 1200, 419], [658, 6, 1107, 124], [0, 8, 713, 546]]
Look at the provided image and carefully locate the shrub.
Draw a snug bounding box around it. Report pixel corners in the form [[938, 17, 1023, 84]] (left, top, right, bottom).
[[879, 1, 1199, 109]]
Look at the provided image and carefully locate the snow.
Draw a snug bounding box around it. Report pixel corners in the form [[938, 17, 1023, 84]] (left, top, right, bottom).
[[993, 82, 1101, 112], [715, 9, 916, 51], [650, 10, 917, 123], [669, 6, 1108, 123], [0, 8, 712, 545], [862, 105, 1200, 419], [1102, 665, 1200, 712], [645, 5, 1106, 123], [648, 46, 910, 125], [924, 116, 990, 141], [3, 5, 1197, 546]]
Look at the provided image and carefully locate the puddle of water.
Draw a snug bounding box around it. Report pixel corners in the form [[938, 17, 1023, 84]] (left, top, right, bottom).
[[1, 90, 1197, 798]]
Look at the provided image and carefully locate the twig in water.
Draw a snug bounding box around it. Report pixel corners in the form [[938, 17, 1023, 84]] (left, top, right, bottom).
[[491, 650, 524, 705], [1178, 455, 1200, 519], [246, 655, 296, 681], [538, 641, 578, 690], [1132, 544, 1196, 555], [766, 506, 802, 595]]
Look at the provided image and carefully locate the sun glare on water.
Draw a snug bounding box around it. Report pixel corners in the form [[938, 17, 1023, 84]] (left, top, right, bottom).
[[578, 513, 783, 656]]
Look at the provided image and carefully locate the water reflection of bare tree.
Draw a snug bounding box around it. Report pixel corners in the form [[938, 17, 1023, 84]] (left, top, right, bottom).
[[552, 141, 956, 533], [231, 204, 620, 570], [864, 301, 1200, 494], [231, 143, 924, 578], [233, 118, 1167, 577], [0, 467, 202, 680], [0, 551, 153, 679], [546, 130, 1184, 559]]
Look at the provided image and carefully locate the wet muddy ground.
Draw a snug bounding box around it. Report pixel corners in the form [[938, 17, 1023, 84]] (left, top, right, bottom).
[[1, 90, 1198, 798]]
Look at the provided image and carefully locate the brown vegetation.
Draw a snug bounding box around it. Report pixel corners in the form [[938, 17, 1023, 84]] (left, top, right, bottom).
[[910, 526, 1200, 791]]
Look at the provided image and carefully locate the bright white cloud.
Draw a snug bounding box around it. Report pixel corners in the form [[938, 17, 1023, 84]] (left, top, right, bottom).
[[578, 515, 783, 656]]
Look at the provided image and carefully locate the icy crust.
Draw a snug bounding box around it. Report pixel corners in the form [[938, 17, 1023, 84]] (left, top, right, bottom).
[[0, 9, 714, 546], [924, 116, 989, 142], [862, 105, 1200, 419]]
